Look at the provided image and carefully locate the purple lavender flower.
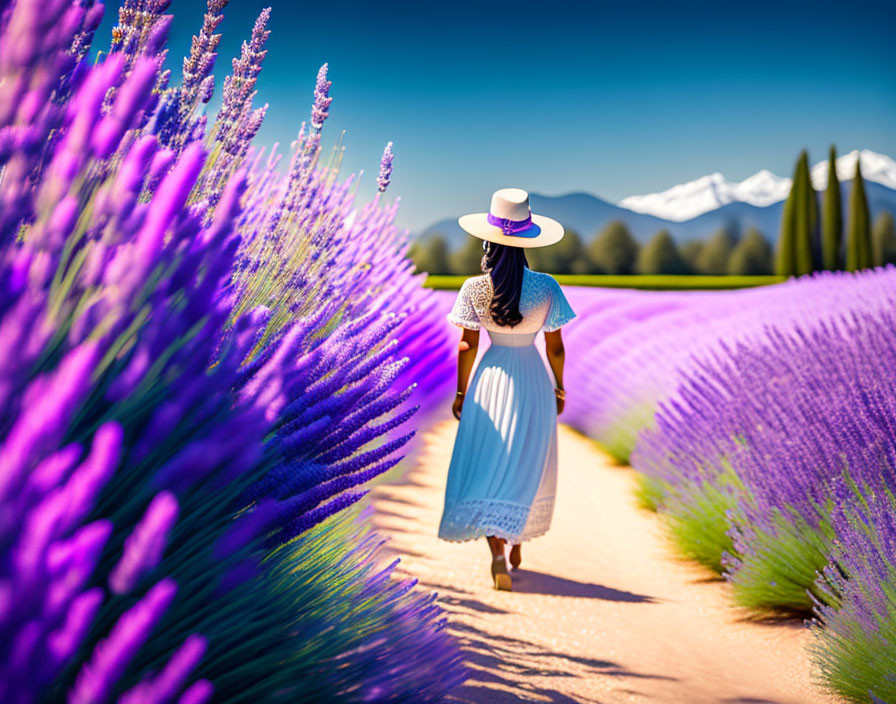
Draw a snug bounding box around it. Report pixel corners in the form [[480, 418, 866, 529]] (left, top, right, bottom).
[[0, 342, 100, 501], [198, 75, 214, 103], [631, 298, 896, 609], [310, 62, 332, 132], [118, 634, 207, 704], [69, 579, 177, 704], [181, 0, 228, 94], [109, 492, 179, 595], [46, 588, 104, 667], [0, 0, 462, 701], [377, 141, 394, 193], [565, 269, 896, 460], [176, 679, 213, 704], [45, 521, 112, 618], [213, 7, 269, 134], [809, 483, 896, 701]]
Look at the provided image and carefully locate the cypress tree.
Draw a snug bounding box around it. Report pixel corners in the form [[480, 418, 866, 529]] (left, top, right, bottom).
[[793, 150, 818, 275], [637, 230, 688, 274], [871, 211, 896, 267], [821, 145, 843, 270], [777, 150, 818, 276], [776, 156, 799, 276], [845, 158, 872, 271]]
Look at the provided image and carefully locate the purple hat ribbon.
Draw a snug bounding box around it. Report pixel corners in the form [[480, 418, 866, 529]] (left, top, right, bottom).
[[487, 210, 535, 236]]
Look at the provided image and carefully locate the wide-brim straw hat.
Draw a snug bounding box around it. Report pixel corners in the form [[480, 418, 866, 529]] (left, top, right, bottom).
[[458, 188, 564, 248]]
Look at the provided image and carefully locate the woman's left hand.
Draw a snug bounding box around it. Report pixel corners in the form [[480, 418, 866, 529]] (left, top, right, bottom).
[[452, 394, 464, 420], [555, 388, 566, 415]]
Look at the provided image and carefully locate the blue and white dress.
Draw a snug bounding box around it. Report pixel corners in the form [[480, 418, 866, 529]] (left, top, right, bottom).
[[438, 268, 576, 543]]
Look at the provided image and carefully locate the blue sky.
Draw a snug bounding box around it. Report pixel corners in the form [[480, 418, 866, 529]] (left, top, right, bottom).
[[97, 0, 896, 231]]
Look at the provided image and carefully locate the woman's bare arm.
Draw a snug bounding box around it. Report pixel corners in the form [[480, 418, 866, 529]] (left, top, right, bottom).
[[452, 327, 480, 419], [544, 329, 565, 414]]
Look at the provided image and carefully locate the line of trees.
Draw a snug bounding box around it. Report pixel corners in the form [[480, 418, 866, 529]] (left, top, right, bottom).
[[410, 222, 778, 276], [776, 146, 893, 275], [410, 146, 896, 277]]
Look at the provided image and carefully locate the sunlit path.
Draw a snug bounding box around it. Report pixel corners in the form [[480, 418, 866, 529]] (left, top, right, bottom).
[[369, 419, 840, 704]]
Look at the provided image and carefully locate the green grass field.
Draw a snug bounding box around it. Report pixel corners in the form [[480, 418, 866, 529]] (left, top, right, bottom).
[[423, 274, 787, 290]]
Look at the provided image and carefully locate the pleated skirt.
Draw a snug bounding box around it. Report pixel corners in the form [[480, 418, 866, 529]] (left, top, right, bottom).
[[438, 338, 558, 543]]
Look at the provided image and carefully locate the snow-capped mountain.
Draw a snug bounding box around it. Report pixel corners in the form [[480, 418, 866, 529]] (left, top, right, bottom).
[[619, 149, 896, 222], [809, 149, 896, 191]]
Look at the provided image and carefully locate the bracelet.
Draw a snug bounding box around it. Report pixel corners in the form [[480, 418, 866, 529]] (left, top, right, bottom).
[[554, 388, 566, 400], [456, 390, 465, 397]]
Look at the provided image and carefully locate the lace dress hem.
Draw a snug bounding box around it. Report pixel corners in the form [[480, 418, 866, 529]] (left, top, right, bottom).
[[438, 496, 555, 544]]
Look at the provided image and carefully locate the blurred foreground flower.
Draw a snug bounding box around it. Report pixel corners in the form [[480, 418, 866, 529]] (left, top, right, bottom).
[[0, 0, 462, 701]]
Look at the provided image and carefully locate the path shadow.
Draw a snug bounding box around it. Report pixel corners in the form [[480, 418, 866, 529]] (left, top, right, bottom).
[[690, 574, 726, 584], [731, 611, 809, 629], [370, 507, 416, 522], [721, 698, 785, 704], [372, 492, 426, 509], [444, 620, 676, 704], [439, 594, 511, 616], [511, 569, 656, 602]]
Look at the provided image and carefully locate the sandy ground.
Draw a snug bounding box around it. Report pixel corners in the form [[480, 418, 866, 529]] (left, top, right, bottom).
[[368, 419, 840, 704]]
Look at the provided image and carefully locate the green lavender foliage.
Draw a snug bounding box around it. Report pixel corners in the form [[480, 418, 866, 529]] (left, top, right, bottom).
[[809, 485, 896, 703], [663, 469, 741, 574], [633, 473, 668, 512], [728, 507, 835, 613]]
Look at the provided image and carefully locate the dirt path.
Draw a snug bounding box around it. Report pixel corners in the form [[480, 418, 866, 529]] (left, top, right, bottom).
[[369, 419, 839, 704]]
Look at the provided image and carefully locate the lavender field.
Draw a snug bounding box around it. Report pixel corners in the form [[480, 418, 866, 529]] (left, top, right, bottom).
[[2, 0, 894, 702]]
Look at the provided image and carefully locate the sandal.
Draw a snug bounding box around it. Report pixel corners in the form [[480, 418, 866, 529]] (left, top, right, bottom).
[[509, 543, 521, 570], [491, 555, 512, 591]]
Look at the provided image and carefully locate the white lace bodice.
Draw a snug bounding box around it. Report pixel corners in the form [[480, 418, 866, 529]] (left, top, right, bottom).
[[447, 269, 576, 334]]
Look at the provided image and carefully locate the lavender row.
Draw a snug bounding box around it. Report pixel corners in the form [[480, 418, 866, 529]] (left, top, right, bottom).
[[562, 269, 896, 461], [631, 293, 896, 700], [0, 0, 461, 702], [558, 271, 896, 699]]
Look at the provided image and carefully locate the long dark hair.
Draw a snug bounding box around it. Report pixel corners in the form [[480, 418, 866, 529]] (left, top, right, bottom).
[[481, 241, 528, 327]]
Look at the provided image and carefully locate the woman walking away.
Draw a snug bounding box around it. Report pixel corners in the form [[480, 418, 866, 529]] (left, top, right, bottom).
[[438, 188, 575, 591]]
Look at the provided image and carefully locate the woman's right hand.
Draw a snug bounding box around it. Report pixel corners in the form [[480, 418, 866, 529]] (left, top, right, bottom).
[[452, 394, 465, 420]]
